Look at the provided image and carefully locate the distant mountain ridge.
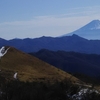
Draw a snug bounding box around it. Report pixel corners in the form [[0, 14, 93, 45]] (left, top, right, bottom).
[[1, 34, 100, 54], [63, 20, 100, 40], [0, 34, 100, 54]]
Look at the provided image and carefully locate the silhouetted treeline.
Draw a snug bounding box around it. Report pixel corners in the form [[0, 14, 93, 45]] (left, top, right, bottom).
[[0, 79, 100, 100], [0, 80, 67, 100]]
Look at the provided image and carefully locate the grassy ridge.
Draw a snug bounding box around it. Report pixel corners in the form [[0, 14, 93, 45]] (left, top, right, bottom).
[[0, 46, 79, 83]]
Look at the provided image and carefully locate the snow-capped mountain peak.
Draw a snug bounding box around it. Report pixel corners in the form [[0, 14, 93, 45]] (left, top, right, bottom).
[[79, 20, 100, 31], [90, 20, 100, 30], [63, 19, 100, 40]]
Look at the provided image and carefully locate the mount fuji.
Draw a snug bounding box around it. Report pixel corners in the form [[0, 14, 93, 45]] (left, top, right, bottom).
[[63, 20, 100, 40]]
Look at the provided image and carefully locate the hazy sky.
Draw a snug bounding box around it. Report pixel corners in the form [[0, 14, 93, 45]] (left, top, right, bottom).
[[0, 0, 100, 39]]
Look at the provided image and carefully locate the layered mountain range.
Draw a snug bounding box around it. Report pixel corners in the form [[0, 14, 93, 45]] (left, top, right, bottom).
[[31, 49, 100, 83], [0, 20, 100, 82], [0, 20, 100, 99], [0, 20, 100, 54]]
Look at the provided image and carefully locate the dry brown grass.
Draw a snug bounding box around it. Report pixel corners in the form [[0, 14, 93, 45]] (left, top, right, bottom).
[[0, 46, 80, 83]]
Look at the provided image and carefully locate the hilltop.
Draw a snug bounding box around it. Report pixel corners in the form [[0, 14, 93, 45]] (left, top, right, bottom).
[[0, 46, 79, 83]]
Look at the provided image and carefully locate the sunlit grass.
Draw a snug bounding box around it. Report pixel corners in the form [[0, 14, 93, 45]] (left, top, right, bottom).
[[0, 46, 79, 83]]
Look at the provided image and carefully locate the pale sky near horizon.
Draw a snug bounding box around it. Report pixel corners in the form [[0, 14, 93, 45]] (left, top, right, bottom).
[[0, 0, 100, 39]]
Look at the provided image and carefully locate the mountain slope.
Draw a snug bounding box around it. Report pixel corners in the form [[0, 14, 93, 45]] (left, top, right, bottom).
[[31, 49, 100, 83], [64, 20, 100, 40], [0, 46, 79, 83]]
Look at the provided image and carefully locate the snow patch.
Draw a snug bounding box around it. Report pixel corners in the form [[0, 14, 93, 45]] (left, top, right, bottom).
[[13, 72, 17, 79], [90, 26, 100, 30], [67, 88, 100, 100], [0, 46, 10, 58], [90, 21, 100, 30], [73, 88, 99, 100]]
